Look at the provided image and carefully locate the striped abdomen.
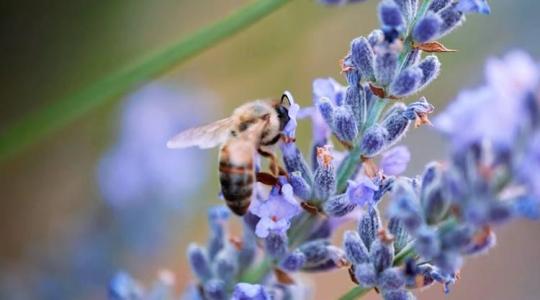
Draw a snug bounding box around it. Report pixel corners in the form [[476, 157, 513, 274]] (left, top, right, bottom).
[[218, 140, 255, 216]]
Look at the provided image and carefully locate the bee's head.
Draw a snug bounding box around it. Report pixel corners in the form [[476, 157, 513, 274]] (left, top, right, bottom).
[[276, 93, 291, 131]]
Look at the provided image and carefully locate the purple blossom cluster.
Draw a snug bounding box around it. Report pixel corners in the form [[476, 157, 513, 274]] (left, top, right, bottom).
[[108, 1, 540, 300]]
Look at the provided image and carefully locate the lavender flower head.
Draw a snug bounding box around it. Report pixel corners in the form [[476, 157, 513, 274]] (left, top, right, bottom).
[[98, 84, 213, 208], [104, 2, 540, 300], [250, 180, 302, 238]]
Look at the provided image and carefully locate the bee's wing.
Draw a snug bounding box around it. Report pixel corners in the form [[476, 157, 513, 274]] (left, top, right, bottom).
[[167, 117, 233, 149]]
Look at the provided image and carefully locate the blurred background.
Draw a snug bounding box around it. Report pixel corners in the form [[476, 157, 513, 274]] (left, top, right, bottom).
[[1, 0, 540, 299]]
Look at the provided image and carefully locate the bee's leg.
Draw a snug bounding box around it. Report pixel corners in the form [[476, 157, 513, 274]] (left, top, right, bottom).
[[257, 147, 286, 176]]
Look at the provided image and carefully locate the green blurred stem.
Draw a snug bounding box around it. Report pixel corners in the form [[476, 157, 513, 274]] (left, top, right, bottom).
[[417, 0, 433, 19], [0, 0, 291, 163], [338, 286, 371, 300], [393, 242, 416, 266], [239, 257, 272, 283]]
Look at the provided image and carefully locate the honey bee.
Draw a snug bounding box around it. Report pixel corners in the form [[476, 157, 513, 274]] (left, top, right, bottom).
[[167, 92, 293, 215]]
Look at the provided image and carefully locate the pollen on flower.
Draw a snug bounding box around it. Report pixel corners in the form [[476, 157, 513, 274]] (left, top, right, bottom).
[[377, 228, 395, 244], [317, 146, 334, 168], [340, 57, 355, 73], [414, 112, 433, 127]]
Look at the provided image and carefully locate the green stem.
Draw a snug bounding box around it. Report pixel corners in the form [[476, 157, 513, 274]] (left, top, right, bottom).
[[336, 145, 363, 193], [336, 99, 388, 193], [0, 0, 291, 163], [417, 0, 434, 19], [393, 242, 416, 266], [338, 286, 371, 300], [239, 257, 272, 283]]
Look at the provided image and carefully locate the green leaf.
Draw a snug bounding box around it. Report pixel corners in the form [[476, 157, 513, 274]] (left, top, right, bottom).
[[338, 286, 371, 300], [0, 0, 291, 163]]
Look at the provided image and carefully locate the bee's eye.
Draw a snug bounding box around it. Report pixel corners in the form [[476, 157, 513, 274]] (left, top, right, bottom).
[[276, 106, 290, 131], [280, 93, 292, 108]]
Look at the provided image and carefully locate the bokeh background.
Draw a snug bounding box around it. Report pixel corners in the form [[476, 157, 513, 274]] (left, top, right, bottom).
[[1, 0, 540, 299]]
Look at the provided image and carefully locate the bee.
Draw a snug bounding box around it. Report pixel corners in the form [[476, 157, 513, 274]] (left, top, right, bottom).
[[167, 92, 293, 215]]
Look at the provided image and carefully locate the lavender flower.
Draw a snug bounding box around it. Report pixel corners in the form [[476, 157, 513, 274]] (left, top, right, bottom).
[[413, 13, 442, 43], [98, 84, 211, 208], [250, 182, 302, 238], [380, 146, 411, 176], [106, 3, 540, 300], [232, 283, 271, 300], [456, 0, 491, 15]]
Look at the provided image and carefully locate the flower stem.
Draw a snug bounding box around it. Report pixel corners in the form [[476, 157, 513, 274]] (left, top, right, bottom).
[[338, 286, 371, 300], [393, 242, 416, 266], [336, 99, 388, 193], [239, 257, 272, 283], [0, 0, 291, 163]]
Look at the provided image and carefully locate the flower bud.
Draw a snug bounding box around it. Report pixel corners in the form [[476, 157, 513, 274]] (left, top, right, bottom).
[[368, 29, 385, 48], [379, 267, 406, 290], [388, 217, 409, 253], [316, 97, 335, 128], [456, 0, 491, 15], [389, 179, 423, 234], [314, 147, 337, 201], [203, 279, 227, 300], [280, 249, 306, 272], [299, 239, 343, 271], [488, 202, 514, 224], [323, 194, 356, 217], [404, 97, 435, 122], [381, 289, 415, 300], [214, 248, 238, 283], [418, 55, 441, 90], [207, 206, 229, 260], [370, 239, 394, 273], [441, 225, 473, 251], [361, 124, 388, 157], [345, 85, 366, 125], [108, 272, 143, 300], [513, 196, 540, 220], [402, 48, 422, 69], [378, 0, 405, 31], [375, 50, 398, 87], [413, 13, 442, 43], [333, 106, 359, 142], [438, 5, 465, 38], [428, 0, 451, 13], [392, 0, 415, 23], [381, 105, 409, 148], [232, 283, 271, 300], [389, 67, 423, 98], [415, 226, 441, 259], [343, 230, 370, 265], [265, 232, 288, 259], [350, 37, 375, 79], [238, 222, 257, 269], [421, 164, 449, 225], [290, 171, 312, 200], [380, 146, 411, 176], [433, 252, 463, 275], [187, 244, 213, 282], [307, 219, 332, 240], [281, 143, 312, 183], [358, 207, 381, 250], [462, 227, 496, 255], [243, 211, 261, 233], [354, 263, 377, 288]]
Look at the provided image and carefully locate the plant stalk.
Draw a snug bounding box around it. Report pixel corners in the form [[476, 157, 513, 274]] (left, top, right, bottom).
[[0, 0, 291, 163]]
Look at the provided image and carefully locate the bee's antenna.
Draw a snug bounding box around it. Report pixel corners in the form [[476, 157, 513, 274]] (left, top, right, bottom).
[[281, 91, 294, 107]]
